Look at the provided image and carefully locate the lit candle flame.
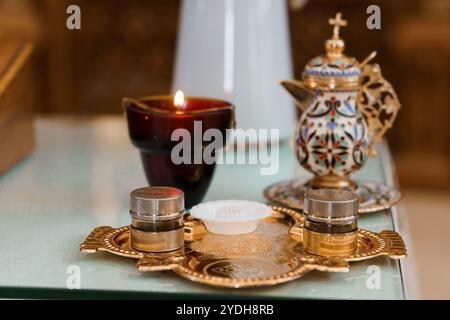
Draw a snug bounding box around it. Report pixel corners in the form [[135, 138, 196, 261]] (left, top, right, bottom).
[[174, 90, 185, 108]]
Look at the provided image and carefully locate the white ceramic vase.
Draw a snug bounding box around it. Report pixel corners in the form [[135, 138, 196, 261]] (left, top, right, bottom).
[[173, 0, 295, 143]]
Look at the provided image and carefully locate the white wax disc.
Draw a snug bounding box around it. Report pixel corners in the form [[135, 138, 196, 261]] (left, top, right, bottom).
[[190, 200, 272, 235]]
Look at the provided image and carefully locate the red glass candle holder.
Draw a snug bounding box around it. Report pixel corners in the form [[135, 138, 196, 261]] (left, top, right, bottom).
[[123, 96, 235, 208]]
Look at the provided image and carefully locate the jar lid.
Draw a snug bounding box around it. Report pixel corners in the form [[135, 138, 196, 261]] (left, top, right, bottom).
[[302, 12, 361, 90], [130, 186, 184, 220], [303, 189, 358, 224]]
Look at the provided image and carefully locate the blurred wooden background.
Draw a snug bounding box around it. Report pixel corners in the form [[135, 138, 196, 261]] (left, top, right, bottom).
[[0, 0, 449, 190]]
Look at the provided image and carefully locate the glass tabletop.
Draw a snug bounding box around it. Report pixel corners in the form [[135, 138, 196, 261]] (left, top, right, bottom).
[[0, 117, 404, 299]]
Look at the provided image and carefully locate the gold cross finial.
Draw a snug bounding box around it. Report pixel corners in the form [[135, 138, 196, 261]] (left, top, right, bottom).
[[329, 12, 347, 39]]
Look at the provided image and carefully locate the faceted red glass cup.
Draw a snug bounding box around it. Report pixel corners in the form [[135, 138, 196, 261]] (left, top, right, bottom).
[[124, 96, 235, 208]]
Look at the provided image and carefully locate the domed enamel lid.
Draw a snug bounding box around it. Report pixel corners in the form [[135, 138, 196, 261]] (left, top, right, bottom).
[[303, 13, 361, 90]]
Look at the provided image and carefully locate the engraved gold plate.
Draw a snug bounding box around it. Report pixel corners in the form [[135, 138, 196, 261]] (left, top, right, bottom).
[[264, 179, 401, 214], [80, 206, 406, 288], [80, 206, 350, 288]]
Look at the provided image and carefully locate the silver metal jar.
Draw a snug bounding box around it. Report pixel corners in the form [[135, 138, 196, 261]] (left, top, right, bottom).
[[303, 189, 359, 256], [129, 186, 185, 252]]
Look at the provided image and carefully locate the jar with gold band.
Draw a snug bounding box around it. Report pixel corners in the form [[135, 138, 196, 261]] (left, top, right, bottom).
[[302, 189, 358, 256], [129, 186, 185, 253]]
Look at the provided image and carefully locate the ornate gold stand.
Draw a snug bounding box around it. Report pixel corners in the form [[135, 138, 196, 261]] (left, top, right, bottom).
[[264, 179, 401, 214], [309, 175, 357, 190]]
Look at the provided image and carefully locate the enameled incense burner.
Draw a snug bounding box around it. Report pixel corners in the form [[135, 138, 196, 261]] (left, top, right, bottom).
[[280, 13, 401, 190]]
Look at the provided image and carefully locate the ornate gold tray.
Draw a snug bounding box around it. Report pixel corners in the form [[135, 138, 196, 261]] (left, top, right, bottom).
[[80, 206, 406, 288], [264, 179, 401, 214]]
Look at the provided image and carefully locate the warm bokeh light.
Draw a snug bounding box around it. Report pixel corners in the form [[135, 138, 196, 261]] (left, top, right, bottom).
[[174, 90, 185, 108]]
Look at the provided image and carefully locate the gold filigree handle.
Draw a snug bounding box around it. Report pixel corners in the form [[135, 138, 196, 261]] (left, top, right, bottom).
[[357, 63, 401, 157], [79, 226, 114, 253], [380, 230, 407, 259]]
